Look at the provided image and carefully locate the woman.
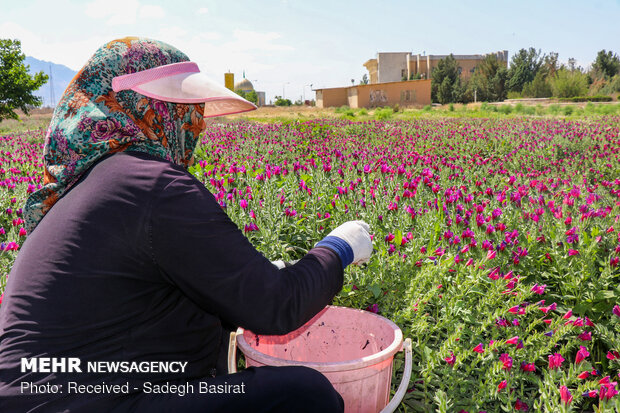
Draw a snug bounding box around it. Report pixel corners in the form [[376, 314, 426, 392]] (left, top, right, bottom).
[[0, 38, 373, 412]]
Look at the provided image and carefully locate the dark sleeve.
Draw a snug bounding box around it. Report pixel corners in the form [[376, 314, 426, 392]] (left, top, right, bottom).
[[150, 167, 344, 335]]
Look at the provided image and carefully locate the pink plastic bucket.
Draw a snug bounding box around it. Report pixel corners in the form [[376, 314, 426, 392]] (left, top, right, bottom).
[[234, 306, 412, 413]]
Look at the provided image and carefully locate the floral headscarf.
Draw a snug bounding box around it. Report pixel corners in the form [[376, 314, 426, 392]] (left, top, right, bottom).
[[24, 37, 206, 232]]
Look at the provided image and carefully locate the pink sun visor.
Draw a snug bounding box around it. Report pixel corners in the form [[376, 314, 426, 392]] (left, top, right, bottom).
[[112, 62, 257, 118]]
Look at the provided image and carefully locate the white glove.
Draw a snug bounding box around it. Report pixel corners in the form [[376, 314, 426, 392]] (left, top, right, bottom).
[[321, 220, 373, 266]]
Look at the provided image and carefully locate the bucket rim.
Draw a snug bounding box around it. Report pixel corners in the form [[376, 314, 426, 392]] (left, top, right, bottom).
[[236, 305, 403, 373]]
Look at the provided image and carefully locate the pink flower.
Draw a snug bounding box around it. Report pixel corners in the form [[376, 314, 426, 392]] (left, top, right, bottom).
[[498, 380, 507, 391], [607, 350, 620, 360], [506, 336, 519, 345], [499, 353, 513, 370], [366, 304, 379, 313], [540, 302, 557, 314], [559, 385, 573, 405], [514, 399, 528, 411], [520, 362, 536, 372], [577, 371, 590, 379], [613, 305, 620, 318], [563, 309, 573, 319], [575, 346, 590, 364], [18, 227, 27, 236], [486, 250, 496, 260], [568, 249, 579, 256], [578, 331, 592, 341], [473, 343, 484, 353], [548, 353, 565, 369], [531, 283, 546, 294], [445, 352, 456, 366]]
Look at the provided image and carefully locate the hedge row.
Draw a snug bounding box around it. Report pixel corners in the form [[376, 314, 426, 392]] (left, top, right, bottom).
[[558, 95, 613, 102]]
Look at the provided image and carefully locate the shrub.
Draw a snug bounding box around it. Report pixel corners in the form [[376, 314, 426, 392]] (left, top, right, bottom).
[[358, 108, 368, 116], [374, 107, 393, 120], [550, 69, 588, 98], [422, 105, 432, 111], [558, 95, 612, 102], [562, 105, 574, 116], [498, 105, 513, 114]]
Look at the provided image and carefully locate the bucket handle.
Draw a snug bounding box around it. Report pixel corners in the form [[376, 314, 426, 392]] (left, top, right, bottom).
[[227, 333, 413, 413], [380, 337, 413, 413], [228, 331, 238, 374]]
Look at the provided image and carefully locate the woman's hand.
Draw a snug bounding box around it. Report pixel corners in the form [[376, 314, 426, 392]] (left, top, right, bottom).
[[317, 221, 373, 267]]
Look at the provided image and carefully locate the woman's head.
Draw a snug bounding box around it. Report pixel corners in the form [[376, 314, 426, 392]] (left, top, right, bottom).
[[23, 38, 211, 231]]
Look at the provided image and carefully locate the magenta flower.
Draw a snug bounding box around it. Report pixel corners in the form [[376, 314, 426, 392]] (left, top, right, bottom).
[[575, 346, 590, 364], [530, 283, 546, 294], [563, 309, 573, 319], [506, 336, 519, 345], [582, 390, 598, 398], [497, 380, 507, 391], [613, 305, 620, 318], [514, 399, 528, 411], [540, 302, 557, 314], [366, 304, 379, 313], [607, 351, 620, 360], [548, 353, 565, 369], [499, 353, 513, 370], [520, 362, 536, 372], [445, 352, 456, 366], [577, 371, 590, 379], [578, 331, 592, 341], [473, 343, 484, 353], [559, 385, 573, 405], [568, 249, 579, 256]]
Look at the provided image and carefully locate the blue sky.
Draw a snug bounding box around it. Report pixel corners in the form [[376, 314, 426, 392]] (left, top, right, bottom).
[[1, 0, 619, 103]]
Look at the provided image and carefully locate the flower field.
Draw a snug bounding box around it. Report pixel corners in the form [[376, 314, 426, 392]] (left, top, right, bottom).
[[1, 117, 620, 411]]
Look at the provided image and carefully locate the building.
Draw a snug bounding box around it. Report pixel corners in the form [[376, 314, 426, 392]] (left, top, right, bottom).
[[315, 79, 431, 109], [224, 72, 265, 106], [363, 51, 508, 84], [315, 50, 507, 109]]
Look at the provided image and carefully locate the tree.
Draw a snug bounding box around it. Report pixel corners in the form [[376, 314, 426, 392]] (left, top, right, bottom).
[[467, 54, 509, 102], [591, 49, 620, 79], [234, 89, 258, 105], [360, 74, 369, 85], [507, 48, 543, 93], [273, 95, 292, 106], [522, 72, 552, 98], [550, 69, 588, 98], [431, 54, 463, 104], [0, 39, 48, 121]]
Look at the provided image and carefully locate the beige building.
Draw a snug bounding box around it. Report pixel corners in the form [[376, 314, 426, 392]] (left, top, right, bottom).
[[363, 51, 508, 84], [315, 79, 431, 109]]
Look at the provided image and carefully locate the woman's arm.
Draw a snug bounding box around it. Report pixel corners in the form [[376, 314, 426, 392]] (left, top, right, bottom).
[[150, 166, 343, 335]]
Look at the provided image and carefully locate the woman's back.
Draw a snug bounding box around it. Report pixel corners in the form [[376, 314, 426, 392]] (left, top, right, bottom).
[[0, 152, 226, 410]]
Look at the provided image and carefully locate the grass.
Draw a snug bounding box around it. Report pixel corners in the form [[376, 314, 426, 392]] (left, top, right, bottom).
[[4, 102, 620, 134]]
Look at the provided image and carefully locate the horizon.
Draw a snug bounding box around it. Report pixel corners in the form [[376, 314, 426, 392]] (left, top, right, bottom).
[[2, 0, 620, 103]]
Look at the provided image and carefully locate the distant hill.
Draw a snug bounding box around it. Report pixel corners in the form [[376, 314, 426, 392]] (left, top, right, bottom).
[[25, 56, 77, 108]]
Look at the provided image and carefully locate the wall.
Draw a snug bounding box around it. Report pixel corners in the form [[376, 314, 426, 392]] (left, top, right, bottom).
[[316, 87, 349, 108], [377, 52, 410, 83], [355, 79, 431, 108]]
